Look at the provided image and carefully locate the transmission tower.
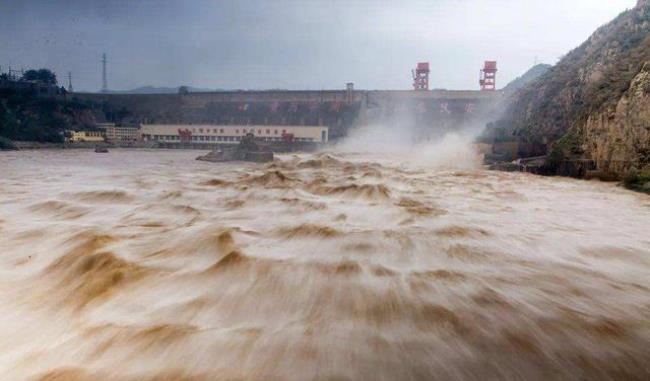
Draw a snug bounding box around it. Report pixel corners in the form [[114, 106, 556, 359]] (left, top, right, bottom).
[[67, 72, 73, 92], [8, 66, 22, 80], [101, 53, 108, 93]]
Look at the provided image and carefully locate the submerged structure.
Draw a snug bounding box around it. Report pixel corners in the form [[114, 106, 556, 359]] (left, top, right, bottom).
[[196, 133, 273, 163]]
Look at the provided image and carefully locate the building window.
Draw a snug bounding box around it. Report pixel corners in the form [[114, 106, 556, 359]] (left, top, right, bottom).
[[266, 129, 270, 134], [220, 129, 224, 133], [274, 129, 278, 135], [235, 129, 239, 134]]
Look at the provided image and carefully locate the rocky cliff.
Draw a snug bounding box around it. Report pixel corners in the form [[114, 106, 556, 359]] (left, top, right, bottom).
[[495, 0, 650, 176]]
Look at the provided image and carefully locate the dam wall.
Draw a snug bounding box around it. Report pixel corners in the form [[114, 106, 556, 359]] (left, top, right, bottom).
[[75, 89, 503, 140], [363, 90, 505, 139]]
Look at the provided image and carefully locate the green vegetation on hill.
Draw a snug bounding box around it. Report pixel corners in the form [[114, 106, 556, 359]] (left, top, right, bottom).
[[624, 165, 650, 193], [0, 88, 98, 142], [20, 69, 57, 85], [0, 68, 128, 143], [0, 136, 17, 150]]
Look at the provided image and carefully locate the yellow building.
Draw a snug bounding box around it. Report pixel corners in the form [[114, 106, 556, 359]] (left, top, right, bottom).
[[67, 130, 105, 142], [140, 124, 328, 144]]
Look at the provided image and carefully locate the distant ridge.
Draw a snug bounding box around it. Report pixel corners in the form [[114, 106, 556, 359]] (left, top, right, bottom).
[[105, 86, 216, 94], [502, 64, 552, 92]]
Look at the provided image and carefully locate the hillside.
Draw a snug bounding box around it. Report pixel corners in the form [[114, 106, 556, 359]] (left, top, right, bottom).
[[494, 0, 650, 177], [502, 64, 552, 92], [0, 88, 103, 143]]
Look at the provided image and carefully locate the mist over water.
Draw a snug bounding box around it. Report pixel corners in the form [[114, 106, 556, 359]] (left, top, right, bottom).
[[334, 122, 484, 169], [0, 147, 649, 380]]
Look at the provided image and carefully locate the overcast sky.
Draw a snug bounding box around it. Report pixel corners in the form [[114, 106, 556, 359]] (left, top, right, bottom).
[[0, 0, 637, 92]]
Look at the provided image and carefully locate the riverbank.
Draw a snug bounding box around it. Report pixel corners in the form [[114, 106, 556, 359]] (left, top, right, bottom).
[[0, 136, 18, 150], [5, 140, 154, 150], [2, 139, 326, 152], [486, 155, 650, 194], [624, 166, 650, 194]]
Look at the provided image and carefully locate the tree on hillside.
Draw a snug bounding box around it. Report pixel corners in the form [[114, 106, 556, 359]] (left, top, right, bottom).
[[21, 69, 57, 85]]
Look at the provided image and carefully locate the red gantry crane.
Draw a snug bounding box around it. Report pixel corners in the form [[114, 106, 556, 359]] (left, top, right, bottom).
[[412, 62, 430, 91], [479, 61, 497, 91]]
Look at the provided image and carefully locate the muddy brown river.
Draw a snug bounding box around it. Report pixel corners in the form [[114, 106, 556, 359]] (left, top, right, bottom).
[[0, 148, 649, 380]]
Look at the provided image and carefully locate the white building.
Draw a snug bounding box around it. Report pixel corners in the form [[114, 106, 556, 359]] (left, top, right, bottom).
[[140, 124, 328, 144], [106, 125, 141, 142]]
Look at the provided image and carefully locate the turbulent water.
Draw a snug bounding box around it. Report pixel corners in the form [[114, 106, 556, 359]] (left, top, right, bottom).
[[0, 148, 649, 381]]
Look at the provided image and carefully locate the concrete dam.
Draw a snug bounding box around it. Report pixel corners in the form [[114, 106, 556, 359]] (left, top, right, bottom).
[[76, 89, 503, 141]]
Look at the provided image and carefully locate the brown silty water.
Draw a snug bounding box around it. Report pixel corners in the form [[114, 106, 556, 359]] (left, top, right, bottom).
[[0, 148, 649, 380]]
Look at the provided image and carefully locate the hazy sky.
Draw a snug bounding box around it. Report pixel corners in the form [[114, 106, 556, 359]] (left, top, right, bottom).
[[0, 0, 637, 92]]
